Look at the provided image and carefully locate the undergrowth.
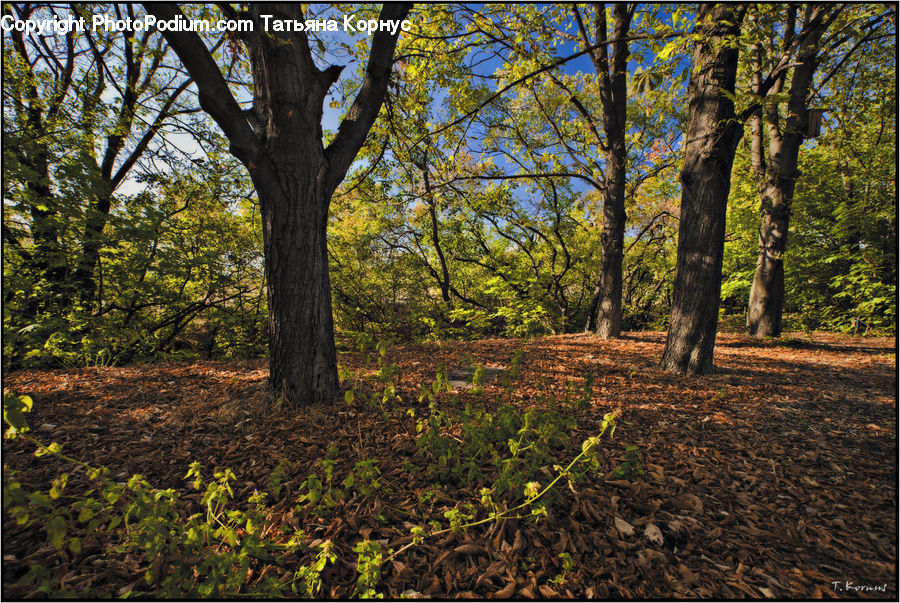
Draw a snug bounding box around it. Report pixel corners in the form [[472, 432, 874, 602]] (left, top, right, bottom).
[[3, 346, 626, 599]]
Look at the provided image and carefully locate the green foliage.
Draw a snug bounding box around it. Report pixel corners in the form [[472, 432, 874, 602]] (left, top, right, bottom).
[[292, 540, 337, 597], [549, 551, 576, 587], [353, 540, 384, 599], [297, 459, 343, 516], [418, 366, 452, 404], [343, 459, 383, 498], [297, 456, 386, 517], [3, 167, 266, 370], [506, 349, 526, 383], [3, 392, 33, 439], [415, 395, 576, 500], [470, 363, 486, 394], [265, 459, 292, 497], [613, 445, 646, 479], [2, 396, 336, 599], [2, 8, 267, 369]]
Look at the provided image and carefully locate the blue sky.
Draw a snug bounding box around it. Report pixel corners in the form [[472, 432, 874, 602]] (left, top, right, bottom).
[[112, 3, 692, 198]]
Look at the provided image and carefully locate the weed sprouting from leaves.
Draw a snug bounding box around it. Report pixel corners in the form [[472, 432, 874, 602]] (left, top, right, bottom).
[[471, 363, 485, 394], [344, 459, 383, 498], [614, 445, 645, 479], [266, 459, 292, 496], [415, 400, 575, 500], [508, 348, 525, 382], [353, 540, 384, 599], [549, 551, 575, 587]]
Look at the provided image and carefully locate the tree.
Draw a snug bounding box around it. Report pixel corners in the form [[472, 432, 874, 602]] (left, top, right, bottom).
[[144, 3, 411, 404], [745, 4, 890, 337], [2, 3, 195, 311], [571, 3, 632, 338], [659, 4, 747, 374]]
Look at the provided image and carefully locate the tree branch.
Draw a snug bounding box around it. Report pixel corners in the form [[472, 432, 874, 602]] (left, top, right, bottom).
[[325, 2, 412, 192], [143, 3, 259, 162]]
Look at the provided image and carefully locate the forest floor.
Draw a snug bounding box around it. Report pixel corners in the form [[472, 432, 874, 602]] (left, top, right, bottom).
[[3, 331, 897, 599]]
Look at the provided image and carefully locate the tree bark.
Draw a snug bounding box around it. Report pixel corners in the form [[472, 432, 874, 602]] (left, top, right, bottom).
[[660, 4, 746, 375], [747, 5, 832, 337], [254, 157, 340, 401], [422, 153, 452, 304], [146, 2, 410, 404], [573, 3, 631, 338], [594, 4, 631, 339]]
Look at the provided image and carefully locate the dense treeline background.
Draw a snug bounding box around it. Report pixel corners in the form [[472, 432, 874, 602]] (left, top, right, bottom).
[[3, 3, 895, 371]]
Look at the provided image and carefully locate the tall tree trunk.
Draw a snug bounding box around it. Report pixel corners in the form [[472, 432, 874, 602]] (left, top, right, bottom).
[[660, 4, 746, 375], [578, 3, 631, 339], [147, 2, 410, 405], [255, 158, 339, 401], [747, 5, 831, 337], [596, 139, 627, 338]]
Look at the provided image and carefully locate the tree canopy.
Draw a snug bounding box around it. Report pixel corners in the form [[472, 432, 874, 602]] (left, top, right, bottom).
[[3, 2, 895, 376]]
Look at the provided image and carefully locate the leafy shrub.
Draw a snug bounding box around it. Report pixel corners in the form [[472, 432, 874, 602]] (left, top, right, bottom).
[[416, 400, 575, 500]]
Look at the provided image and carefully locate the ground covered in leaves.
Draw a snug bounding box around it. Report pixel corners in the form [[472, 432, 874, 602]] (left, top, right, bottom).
[[3, 332, 897, 599]]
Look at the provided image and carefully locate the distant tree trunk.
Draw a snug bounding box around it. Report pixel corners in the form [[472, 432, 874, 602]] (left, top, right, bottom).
[[422, 153, 452, 304], [747, 5, 832, 337], [660, 4, 746, 375], [596, 143, 627, 338], [595, 4, 631, 339], [147, 2, 410, 404], [574, 3, 631, 339]]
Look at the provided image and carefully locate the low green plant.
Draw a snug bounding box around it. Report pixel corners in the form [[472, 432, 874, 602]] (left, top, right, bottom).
[[2, 393, 329, 598], [415, 399, 575, 500], [4, 370, 627, 600], [506, 348, 525, 384], [471, 363, 485, 394], [418, 366, 452, 405], [549, 551, 575, 587], [353, 540, 384, 599], [297, 459, 343, 516], [613, 445, 645, 479], [266, 459, 292, 496], [384, 411, 619, 569], [375, 341, 398, 383], [291, 540, 337, 597], [344, 459, 382, 498], [579, 373, 595, 410]]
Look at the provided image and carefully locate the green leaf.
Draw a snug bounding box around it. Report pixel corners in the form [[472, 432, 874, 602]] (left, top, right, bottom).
[[3, 394, 33, 437], [46, 515, 67, 551], [77, 507, 94, 523], [657, 40, 678, 62]]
